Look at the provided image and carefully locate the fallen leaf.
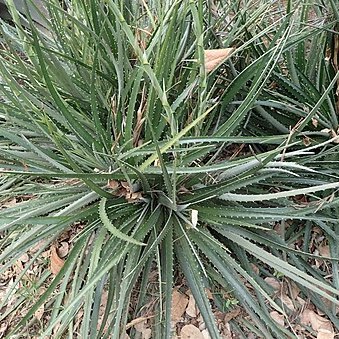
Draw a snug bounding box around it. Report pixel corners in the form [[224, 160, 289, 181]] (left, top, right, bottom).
[[133, 319, 147, 335], [1, 198, 17, 208], [50, 245, 64, 275], [126, 317, 150, 330], [205, 288, 213, 300], [30, 240, 47, 253], [97, 290, 109, 331], [270, 311, 285, 327], [141, 328, 151, 339], [127, 191, 143, 202], [224, 307, 241, 323], [281, 295, 295, 311], [180, 324, 204, 339], [223, 322, 233, 339], [18, 253, 29, 263], [0, 321, 8, 337], [201, 329, 211, 339], [290, 281, 300, 299], [318, 331, 335, 339], [251, 263, 259, 274], [58, 241, 69, 258], [296, 296, 306, 307], [171, 289, 189, 322], [34, 304, 44, 320], [107, 179, 119, 190], [186, 291, 199, 318], [264, 277, 281, 291], [204, 48, 234, 73], [301, 309, 334, 339], [318, 244, 330, 257]]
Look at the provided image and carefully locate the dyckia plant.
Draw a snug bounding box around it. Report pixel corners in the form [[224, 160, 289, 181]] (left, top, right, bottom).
[[0, 0, 339, 338]]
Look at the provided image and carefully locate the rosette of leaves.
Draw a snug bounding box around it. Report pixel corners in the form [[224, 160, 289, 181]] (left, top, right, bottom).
[[0, 0, 339, 338]]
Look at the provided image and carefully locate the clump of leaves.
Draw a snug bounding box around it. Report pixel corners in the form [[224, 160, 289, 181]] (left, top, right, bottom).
[[0, 0, 339, 338]]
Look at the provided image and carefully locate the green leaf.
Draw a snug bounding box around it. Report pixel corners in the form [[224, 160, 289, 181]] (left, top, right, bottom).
[[99, 197, 145, 246]]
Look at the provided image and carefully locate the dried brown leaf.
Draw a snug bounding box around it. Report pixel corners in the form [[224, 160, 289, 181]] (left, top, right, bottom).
[[30, 240, 47, 254], [270, 311, 285, 327], [204, 48, 234, 73], [171, 289, 189, 322], [201, 329, 211, 339], [301, 309, 334, 339], [142, 329, 151, 339], [50, 245, 64, 275], [264, 277, 281, 291], [107, 179, 119, 190], [186, 291, 199, 318], [180, 324, 204, 339], [18, 253, 29, 263], [0, 321, 8, 337], [224, 307, 241, 323], [1, 198, 17, 208], [58, 241, 69, 258], [290, 281, 300, 299], [251, 263, 259, 274], [126, 317, 151, 330], [318, 244, 330, 257], [281, 295, 295, 311]]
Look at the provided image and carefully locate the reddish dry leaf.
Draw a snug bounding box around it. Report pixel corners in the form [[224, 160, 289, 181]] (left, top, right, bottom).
[[251, 263, 259, 274], [186, 291, 199, 318], [180, 324, 204, 339], [141, 328, 151, 339], [300, 309, 334, 339], [107, 179, 119, 190], [318, 331, 335, 339], [318, 244, 330, 257], [171, 289, 189, 322], [18, 253, 29, 263], [224, 308, 241, 323], [270, 311, 285, 327], [30, 240, 47, 254], [50, 245, 64, 275], [223, 323, 233, 339], [1, 198, 17, 208], [204, 48, 234, 73], [264, 277, 281, 291], [0, 321, 8, 337]]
